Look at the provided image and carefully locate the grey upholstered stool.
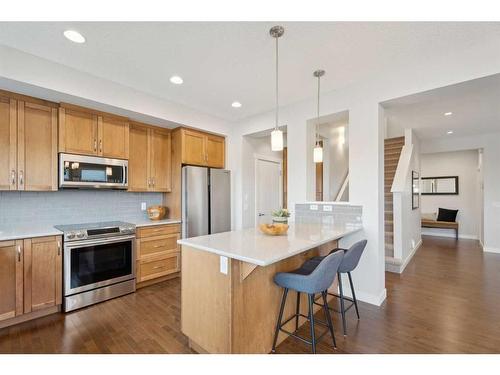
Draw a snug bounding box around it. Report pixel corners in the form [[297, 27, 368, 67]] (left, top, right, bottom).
[[311, 240, 367, 336], [271, 251, 344, 354]]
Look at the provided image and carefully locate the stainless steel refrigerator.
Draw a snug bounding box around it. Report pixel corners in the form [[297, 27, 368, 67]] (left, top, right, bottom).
[[182, 166, 231, 238]]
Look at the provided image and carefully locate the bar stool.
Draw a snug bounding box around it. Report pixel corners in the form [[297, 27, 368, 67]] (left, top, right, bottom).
[[271, 251, 344, 354], [312, 240, 367, 336]]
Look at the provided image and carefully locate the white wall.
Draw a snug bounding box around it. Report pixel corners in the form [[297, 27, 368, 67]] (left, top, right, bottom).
[[421, 133, 498, 253], [241, 135, 284, 228], [229, 36, 500, 305], [420, 150, 480, 239]]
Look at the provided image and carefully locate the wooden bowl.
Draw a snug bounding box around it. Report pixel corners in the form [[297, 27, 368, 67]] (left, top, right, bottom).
[[259, 223, 289, 236], [147, 205, 168, 221]]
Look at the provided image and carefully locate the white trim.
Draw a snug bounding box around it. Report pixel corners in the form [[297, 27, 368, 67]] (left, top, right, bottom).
[[337, 285, 387, 307], [483, 247, 500, 254], [421, 230, 478, 240], [399, 239, 422, 273], [254, 154, 282, 227]]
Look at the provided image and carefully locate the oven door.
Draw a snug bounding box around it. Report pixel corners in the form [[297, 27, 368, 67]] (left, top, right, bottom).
[[64, 235, 136, 296], [59, 153, 128, 189]]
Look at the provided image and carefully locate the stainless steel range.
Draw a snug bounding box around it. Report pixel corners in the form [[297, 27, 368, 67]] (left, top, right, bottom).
[[54, 221, 136, 312]]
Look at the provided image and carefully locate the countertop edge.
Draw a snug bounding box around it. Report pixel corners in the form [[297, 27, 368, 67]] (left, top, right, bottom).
[[0, 229, 63, 242], [178, 227, 363, 267]]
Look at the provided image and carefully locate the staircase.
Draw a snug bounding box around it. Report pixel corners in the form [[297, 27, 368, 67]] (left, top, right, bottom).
[[384, 136, 405, 257]]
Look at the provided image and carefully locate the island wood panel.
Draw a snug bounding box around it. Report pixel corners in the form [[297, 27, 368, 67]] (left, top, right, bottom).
[[0, 240, 23, 322], [0, 96, 17, 190], [17, 101, 58, 191], [181, 240, 338, 354]]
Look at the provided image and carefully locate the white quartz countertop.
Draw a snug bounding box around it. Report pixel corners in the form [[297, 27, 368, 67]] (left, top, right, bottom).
[[127, 218, 181, 227], [0, 218, 181, 242], [178, 221, 363, 266], [0, 224, 63, 242]]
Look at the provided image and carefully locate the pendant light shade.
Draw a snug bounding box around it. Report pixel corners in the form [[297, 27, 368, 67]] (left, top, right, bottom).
[[313, 143, 323, 163], [313, 69, 325, 163], [270, 26, 284, 151], [271, 128, 284, 151]]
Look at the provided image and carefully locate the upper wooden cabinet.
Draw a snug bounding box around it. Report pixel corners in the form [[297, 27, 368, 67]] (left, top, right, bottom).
[[129, 122, 171, 192], [0, 92, 58, 191], [59, 104, 129, 159], [180, 128, 225, 168]]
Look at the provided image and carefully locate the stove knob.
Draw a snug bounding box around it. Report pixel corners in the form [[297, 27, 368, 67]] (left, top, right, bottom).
[[67, 232, 76, 240], [76, 231, 85, 239]]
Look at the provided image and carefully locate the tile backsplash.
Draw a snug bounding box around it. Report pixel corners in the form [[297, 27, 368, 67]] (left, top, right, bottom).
[[0, 190, 163, 226]]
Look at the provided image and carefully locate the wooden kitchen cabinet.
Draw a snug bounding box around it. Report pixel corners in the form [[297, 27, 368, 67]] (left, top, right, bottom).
[[129, 122, 171, 192], [0, 235, 62, 328], [23, 236, 62, 313], [0, 240, 24, 322], [180, 128, 225, 168], [59, 103, 129, 159], [0, 91, 58, 191], [136, 224, 181, 287], [0, 95, 17, 191]]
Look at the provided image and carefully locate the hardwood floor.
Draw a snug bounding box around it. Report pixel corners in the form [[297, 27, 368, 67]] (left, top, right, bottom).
[[1, 235, 499, 354]]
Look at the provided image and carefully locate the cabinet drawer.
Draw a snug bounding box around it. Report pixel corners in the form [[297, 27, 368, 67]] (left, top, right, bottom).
[[137, 234, 179, 259], [138, 253, 180, 282], [136, 224, 181, 239]]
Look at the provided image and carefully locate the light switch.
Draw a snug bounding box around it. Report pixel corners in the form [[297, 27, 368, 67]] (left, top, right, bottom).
[[220, 256, 228, 275], [141, 202, 147, 211], [310, 204, 318, 211], [323, 205, 333, 212]]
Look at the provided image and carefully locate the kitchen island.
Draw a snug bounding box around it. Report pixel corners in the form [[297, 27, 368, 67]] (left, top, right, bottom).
[[178, 218, 363, 354]]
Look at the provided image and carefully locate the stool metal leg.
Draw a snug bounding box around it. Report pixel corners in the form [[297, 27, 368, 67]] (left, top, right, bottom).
[[321, 291, 337, 349], [295, 292, 301, 331], [338, 272, 347, 336], [272, 288, 288, 353], [308, 293, 316, 354], [347, 272, 360, 320]]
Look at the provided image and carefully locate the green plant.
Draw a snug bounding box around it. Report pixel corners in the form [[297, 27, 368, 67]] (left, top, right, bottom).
[[272, 208, 290, 218]]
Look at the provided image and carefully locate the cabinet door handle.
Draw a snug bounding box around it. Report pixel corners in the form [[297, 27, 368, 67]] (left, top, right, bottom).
[[17, 245, 21, 262], [19, 170, 24, 187], [10, 170, 16, 186], [99, 139, 102, 153], [152, 177, 155, 188], [147, 178, 151, 188], [57, 241, 61, 256], [94, 139, 97, 152]]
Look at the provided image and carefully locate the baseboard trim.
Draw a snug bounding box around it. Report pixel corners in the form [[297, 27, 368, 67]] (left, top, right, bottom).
[[483, 247, 500, 254], [421, 229, 478, 240], [385, 239, 422, 274], [337, 283, 387, 307], [399, 239, 422, 273]]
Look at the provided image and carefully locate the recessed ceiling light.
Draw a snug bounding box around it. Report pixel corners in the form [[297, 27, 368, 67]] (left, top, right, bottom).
[[444, 112, 453, 116], [170, 76, 183, 85], [231, 101, 242, 108], [447, 130, 454, 135], [63, 30, 86, 44]]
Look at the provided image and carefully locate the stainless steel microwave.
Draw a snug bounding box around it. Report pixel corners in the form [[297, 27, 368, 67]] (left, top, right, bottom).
[[59, 153, 128, 189]]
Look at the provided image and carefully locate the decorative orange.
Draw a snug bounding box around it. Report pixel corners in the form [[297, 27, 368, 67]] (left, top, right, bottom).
[[259, 223, 289, 236]]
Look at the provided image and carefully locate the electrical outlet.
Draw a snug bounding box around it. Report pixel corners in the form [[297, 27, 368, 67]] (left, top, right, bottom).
[[220, 256, 228, 275], [310, 204, 318, 211], [323, 205, 333, 212], [141, 202, 147, 211]]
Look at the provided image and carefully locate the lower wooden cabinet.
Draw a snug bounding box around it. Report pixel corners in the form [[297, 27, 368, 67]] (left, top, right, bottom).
[[136, 224, 181, 286], [0, 236, 62, 326]]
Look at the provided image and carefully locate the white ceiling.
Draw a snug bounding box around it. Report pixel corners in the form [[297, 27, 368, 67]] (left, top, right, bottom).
[[1, 22, 500, 121], [383, 73, 500, 140]]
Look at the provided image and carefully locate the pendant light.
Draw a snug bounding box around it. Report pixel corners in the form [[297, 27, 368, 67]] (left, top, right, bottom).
[[270, 26, 284, 151], [313, 69, 325, 163]]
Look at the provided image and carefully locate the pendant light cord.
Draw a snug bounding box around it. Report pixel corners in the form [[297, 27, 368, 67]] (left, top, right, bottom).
[[316, 74, 320, 144], [275, 36, 279, 131]]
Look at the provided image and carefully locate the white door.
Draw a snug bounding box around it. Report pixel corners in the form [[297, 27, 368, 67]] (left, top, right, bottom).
[[255, 158, 282, 225]]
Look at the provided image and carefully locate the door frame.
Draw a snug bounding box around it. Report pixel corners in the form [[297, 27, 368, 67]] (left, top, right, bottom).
[[254, 154, 283, 226]]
